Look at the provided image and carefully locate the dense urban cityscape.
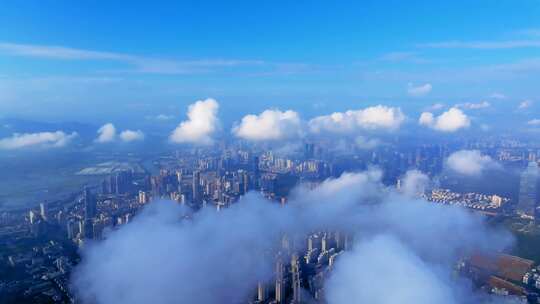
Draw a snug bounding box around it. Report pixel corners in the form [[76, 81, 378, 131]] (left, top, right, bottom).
[[1, 135, 540, 303]]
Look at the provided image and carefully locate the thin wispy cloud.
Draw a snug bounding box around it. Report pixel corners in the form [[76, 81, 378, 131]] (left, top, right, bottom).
[[518, 100, 533, 110], [407, 83, 432, 97], [527, 119, 540, 126], [455, 101, 490, 110], [419, 40, 540, 49], [379, 52, 429, 63], [516, 28, 540, 37], [488, 92, 506, 99], [0, 42, 265, 74]]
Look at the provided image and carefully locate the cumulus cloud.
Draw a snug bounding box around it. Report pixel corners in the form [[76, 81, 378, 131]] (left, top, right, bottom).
[[456, 101, 491, 110], [418, 112, 435, 126], [96, 123, 145, 143], [518, 100, 532, 110], [96, 123, 116, 143], [0, 131, 77, 150], [308, 105, 405, 134], [446, 150, 500, 176], [72, 169, 513, 304], [407, 83, 432, 97], [232, 109, 302, 141], [119, 130, 145, 142], [419, 107, 470, 132], [169, 98, 219, 145]]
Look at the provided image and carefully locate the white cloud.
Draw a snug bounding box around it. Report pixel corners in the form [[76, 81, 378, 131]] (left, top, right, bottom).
[[418, 112, 435, 126], [169, 98, 220, 145], [518, 99, 533, 109], [232, 109, 302, 141], [399, 170, 430, 197], [456, 101, 490, 110], [96, 123, 143, 143], [419, 108, 470, 132], [446, 150, 499, 176], [0, 131, 77, 150], [309, 105, 405, 134], [326, 236, 453, 304], [407, 83, 432, 97], [119, 130, 145, 142], [528, 119, 540, 126], [96, 123, 117, 143]]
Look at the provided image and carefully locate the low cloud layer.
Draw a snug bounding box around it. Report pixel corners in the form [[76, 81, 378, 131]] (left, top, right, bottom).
[[419, 107, 471, 132], [308, 105, 405, 134], [232, 109, 302, 141], [326, 235, 454, 304], [72, 170, 513, 304], [169, 98, 219, 145], [0, 131, 77, 150], [399, 170, 430, 197], [446, 150, 499, 176]]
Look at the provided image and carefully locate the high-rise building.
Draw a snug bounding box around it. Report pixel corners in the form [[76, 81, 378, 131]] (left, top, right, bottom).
[[256, 281, 268, 302], [193, 170, 201, 204], [517, 162, 539, 219], [67, 220, 79, 239], [84, 187, 97, 220], [291, 254, 302, 303], [29, 210, 36, 224], [274, 259, 285, 303], [138, 190, 148, 204], [83, 187, 97, 239], [39, 202, 48, 221]]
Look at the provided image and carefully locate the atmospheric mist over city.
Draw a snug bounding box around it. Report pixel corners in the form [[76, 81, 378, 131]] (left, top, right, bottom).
[[1, 1, 540, 304]]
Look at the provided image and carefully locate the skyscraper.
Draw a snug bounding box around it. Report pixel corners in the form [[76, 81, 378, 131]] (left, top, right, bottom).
[[517, 162, 539, 219], [84, 187, 97, 220], [291, 254, 302, 303], [39, 202, 48, 221], [275, 258, 285, 303], [83, 187, 97, 239], [256, 281, 268, 302], [192, 170, 201, 204]]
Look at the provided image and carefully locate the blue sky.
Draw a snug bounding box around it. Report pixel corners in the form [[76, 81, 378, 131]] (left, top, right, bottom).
[[0, 0, 539, 126]]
